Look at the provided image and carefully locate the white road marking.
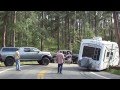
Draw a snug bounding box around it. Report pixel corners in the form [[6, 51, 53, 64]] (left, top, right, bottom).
[[90, 72, 110, 79], [0, 66, 25, 74], [0, 67, 15, 74]]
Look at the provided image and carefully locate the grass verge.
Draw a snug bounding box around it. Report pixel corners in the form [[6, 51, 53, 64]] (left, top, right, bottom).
[[105, 68, 120, 75]]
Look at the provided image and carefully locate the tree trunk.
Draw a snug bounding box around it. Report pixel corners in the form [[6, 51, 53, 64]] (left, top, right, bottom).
[[2, 12, 8, 47], [103, 19, 106, 40], [72, 11, 76, 49], [61, 17, 64, 49], [9, 12, 13, 47], [18, 32, 20, 47], [83, 21, 86, 38], [64, 13, 67, 48], [94, 11, 97, 36], [37, 12, 41, 49], [2, 23, 6, 47], [41, 11, 44, 51], [57, 21, 60, 51], [10, 32, 12, 46], [113, 11, 120, 55], [110, 14, 113, 41], [54, 15, 60, 51], [79, 18, 82, 40], [20, 33, 23, 46], [12, 11, 16, 47], [88, 11, 91, 30], [68, 13, 70, 50]]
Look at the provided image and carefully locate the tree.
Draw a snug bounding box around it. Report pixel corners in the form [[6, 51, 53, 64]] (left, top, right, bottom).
[[12, 11, 17, 47], [2, 11, 8, 47], [113, 11, 120, 55], [0, 11, 118, 54]]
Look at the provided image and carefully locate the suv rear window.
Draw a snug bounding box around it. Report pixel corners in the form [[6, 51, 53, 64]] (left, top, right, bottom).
[[2, 48, 18, 52]]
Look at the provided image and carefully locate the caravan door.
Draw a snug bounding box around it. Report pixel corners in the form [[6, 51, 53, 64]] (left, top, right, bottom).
[[103, 49, 111, 69]]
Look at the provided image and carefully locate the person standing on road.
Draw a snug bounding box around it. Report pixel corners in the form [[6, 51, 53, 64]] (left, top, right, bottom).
[[56, 50, 65, 74], [66, 51, 72, 64], [15, 48, 21, 71]]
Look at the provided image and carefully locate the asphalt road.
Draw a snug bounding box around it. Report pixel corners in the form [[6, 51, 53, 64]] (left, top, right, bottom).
[[0, 63, 120, 79]]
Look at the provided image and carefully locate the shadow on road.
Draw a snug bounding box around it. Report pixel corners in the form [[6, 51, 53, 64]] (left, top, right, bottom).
[[78, 68, 105, 72], [62, 66, 103, 72], [22, 64, 40, 65]]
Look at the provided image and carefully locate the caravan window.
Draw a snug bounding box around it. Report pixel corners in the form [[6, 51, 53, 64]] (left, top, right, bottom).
[[107, 52, 110, 57], [106, 52, 113, 57], [82, 46, 101, 61]]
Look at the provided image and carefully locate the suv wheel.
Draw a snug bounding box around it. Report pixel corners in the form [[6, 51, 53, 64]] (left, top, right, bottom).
[[37, 60, 43, 65], [52, 56, 56, 63], [42, 57, 50, 65], [4, 57, 14, 66]]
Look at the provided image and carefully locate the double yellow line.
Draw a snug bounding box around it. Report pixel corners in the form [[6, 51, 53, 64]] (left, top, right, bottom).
[[37, 67, 52, 79]]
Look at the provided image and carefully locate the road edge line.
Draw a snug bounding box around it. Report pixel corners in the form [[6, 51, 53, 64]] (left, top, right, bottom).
[[90, 72, 110, 79], [0, 65, 25, 74]]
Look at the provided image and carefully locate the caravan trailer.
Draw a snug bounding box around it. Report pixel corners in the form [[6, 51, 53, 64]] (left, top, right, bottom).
[[78, 37, 120, 71]]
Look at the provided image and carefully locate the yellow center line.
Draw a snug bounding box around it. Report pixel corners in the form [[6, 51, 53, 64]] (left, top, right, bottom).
[[37, 67, 53, 79]]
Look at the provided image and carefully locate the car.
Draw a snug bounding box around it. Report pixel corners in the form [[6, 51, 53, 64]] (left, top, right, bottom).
[[0, 47, 52, 66], [52, 50, 78, 64], [52, 50, 72, 62], [72, 54, 78, 64]]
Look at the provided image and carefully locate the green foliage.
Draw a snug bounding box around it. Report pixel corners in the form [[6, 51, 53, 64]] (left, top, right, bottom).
[[0, 11, 116, 53], [44, 38, 57, 52], [84, 22, 95, 38], [72, 44, 80, 54], [106, 69, 120, 75]]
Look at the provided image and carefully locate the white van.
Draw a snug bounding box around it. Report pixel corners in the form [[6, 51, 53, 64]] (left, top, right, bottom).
[[78, 37, 120, 71]]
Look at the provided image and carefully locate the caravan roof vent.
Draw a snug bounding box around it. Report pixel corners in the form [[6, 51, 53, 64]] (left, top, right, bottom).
[[93, 37, 102, 41]]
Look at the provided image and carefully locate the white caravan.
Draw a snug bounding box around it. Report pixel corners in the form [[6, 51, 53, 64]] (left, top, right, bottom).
[[78, 37, 120, 71]]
